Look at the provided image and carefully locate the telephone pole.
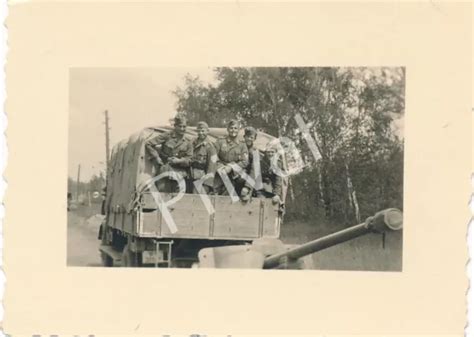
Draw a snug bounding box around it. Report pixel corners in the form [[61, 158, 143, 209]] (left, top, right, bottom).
[[76, 164, 81, 200], [104, 110, 111, 178]]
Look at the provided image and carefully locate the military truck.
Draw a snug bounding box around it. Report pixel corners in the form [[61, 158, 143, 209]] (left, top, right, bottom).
[[98, 126, 403, 269], [99, 126, 289, 267]]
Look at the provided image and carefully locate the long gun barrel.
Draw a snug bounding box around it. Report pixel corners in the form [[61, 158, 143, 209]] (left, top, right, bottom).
[[263, 208, 403, 269]]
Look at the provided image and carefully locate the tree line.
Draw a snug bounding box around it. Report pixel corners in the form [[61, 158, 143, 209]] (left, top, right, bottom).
[[173, 67, 404, 225]]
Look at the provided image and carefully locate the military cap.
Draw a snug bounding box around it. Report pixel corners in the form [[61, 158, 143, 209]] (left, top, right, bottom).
[[174, 116, 187, 126], [244, 126, 257, 137], [197, 121, 209, 129], [227, 119, 240, 128]]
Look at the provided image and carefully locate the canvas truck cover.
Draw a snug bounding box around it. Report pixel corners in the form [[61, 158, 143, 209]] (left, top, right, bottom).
[[105, 126, 289, 214]]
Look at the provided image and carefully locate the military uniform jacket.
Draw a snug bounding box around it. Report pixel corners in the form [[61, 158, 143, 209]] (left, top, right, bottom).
[[214, 136, 249, 171], [191, 137, 217, 185], [256, 155, 283, 198], [145, 131, 193, 177], [246, 145, 258, 174]]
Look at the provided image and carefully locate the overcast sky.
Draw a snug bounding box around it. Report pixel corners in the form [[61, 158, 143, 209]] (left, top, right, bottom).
[[68, 67, 216, 181]]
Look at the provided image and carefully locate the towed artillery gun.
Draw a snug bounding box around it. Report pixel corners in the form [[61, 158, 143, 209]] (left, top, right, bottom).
[[98, 126, 402, 269]]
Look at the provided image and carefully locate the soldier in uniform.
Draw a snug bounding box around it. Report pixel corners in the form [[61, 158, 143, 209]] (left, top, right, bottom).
[[190, 121, 217, 194], [238, 126, 258, 201], [145, 116, 193, 193], [252, 142, 284, 205], [213, 119, 249, 196]]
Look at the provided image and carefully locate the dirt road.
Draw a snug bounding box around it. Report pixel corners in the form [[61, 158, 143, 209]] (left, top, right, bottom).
[[67, 207, 103, 267]]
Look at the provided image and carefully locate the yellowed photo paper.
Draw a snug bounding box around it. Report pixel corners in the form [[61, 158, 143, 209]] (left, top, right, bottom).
[[4, 2, 471, 336]]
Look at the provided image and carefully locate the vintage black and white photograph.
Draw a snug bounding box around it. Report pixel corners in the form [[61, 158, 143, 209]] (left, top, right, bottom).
[[68, 67, 405, 270], [6, 2, 471, 334]]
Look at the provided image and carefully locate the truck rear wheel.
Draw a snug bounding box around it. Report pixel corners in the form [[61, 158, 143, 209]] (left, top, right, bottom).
[[101, 252, 114, 267], [121, 243, 141, 267]]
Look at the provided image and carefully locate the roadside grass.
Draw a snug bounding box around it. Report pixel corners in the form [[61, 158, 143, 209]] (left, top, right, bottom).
[[281, 218, 403, 272]]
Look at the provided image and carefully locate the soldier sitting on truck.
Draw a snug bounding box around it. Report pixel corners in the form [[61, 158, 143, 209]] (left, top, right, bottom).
[[145, 116, 193, 193], [213, 119, 249, 197], [190, 121, 217, 194], [237, 126, 258, 201], [246, 142, 283, 205]]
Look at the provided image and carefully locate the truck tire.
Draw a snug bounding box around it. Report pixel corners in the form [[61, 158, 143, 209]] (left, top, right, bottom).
[[101, 252, 114, 267], [100, 223, 114, 266], [121, 243, 141, 267]]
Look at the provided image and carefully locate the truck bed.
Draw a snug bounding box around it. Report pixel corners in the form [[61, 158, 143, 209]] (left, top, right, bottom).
[[106, 193, 281, 241]]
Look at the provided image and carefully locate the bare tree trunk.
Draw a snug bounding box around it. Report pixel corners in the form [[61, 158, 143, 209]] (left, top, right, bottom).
[[346, 166, 354, 215], [345, 162, 361, 222], [318, 166, 324, 206], [288, 177, 295, 201], [320, 161, 332, 218], [352, 190, 361, 222]]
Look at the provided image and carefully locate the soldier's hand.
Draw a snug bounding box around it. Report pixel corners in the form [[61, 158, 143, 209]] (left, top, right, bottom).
[[240, 187, 251, 202], [272, 195, 281, 205], [218, 165, 232, 175], [168, 157, 179, 165], [153, 157, 164, 166], [224, 165, 233, 174]]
